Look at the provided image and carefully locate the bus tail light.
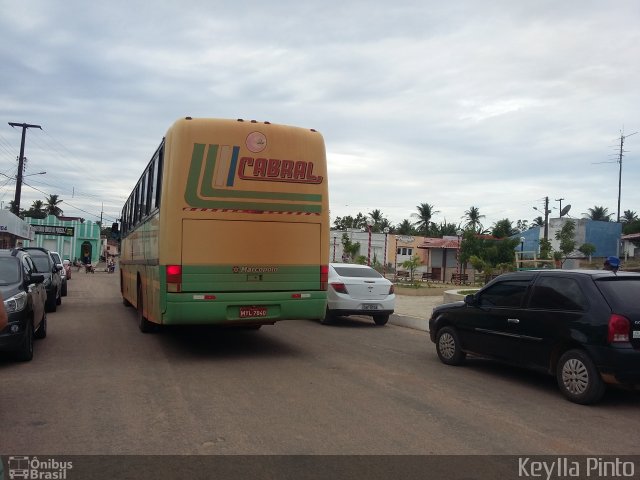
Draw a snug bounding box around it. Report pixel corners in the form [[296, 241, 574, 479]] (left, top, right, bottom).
[[166, 265, 182, 292], [320, 265, 328, 290]]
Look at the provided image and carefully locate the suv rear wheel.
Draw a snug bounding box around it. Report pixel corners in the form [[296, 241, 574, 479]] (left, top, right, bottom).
[[556, 349, 606, 405]]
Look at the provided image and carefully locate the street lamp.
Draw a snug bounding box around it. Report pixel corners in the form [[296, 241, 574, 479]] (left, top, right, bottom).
[[383, 227, 390, 277], [520, 236, 525, 270], [456, 229, 463, 284], [394, 235, 399, 278], [366, 218, 374, 266], [332, 233, 338, 262]]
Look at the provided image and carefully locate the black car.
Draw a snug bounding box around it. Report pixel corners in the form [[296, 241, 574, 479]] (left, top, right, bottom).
[[428, 269, 640, 404], [19, 247, 62, 312], [0, 249, 47, 361]]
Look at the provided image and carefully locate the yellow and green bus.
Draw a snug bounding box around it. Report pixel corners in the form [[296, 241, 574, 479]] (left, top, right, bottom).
[[118, 117, 329, 332]]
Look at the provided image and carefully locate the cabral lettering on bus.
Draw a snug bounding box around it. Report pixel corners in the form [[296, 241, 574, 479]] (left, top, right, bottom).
[[238, 157, 323, 184]]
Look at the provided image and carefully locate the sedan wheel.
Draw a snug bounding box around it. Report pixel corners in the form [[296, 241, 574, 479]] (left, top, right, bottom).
[[373, 314, 389, 326], [435, 326, 466, 365], [556, 349, 605, 405]]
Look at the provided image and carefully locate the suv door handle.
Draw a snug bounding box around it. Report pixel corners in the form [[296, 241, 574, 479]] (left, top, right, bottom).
[[507, 318, 520, 324]]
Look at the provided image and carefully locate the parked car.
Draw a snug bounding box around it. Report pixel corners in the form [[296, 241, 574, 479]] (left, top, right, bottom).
[[0, 249, 47, 361], [18, 247, 62, 312], [50, 251, 67, 297], [428, 269, 640, 404], [324, 263, 395, 326]]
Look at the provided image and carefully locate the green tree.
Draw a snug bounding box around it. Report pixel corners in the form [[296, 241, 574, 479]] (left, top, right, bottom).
[[578, 243, 596, 262], [401, 255, 422, 282], [462, 206, 485, 233], [531, 216, 544, 228], [539, 238, 552, 259], [25, 200, 46, 219], [367, 209, 393, 233], [45, 194, 64, 217], [341, 233, 360, 262], [516, 219, 529, 232], [622, 219, 640, 235], [432, 220, 459, 237], [491, 219, 517, 238], [396, 219, 415, 235], [583, 205, 612, 222], [555, 220, 576, 265], [412, 203, 439, 236], [621, 210, 638, 223]]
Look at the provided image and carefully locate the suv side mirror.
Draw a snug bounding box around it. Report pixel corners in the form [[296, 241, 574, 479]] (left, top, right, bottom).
[[30, 273, 45, 284], [464, 294, 476, 305]]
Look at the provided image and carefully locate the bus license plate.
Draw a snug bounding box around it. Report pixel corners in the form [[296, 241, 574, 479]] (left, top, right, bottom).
[[362, 304, 378, 310], [240, 306, 268, 318]]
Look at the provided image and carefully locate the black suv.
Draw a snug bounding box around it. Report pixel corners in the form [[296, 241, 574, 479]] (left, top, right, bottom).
[[429, 269, 640, 404], [0, 249, 47, 361], [19, 247, 62, 312]]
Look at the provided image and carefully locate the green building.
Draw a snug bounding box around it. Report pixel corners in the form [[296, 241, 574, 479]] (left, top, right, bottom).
[[23, 215, 101, 263]]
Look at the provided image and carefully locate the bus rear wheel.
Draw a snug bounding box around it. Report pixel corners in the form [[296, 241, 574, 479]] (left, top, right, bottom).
[[137, 283, 158, 333]]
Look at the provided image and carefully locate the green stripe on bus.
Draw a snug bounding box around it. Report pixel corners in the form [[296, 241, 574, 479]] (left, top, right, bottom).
[[184, 144, 323, 207], [179, 265, 323, 292]]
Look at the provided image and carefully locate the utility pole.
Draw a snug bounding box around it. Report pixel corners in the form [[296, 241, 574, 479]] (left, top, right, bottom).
[[616, 130, 637, 223], [543, 196, 549, 241], [8, 122, 42, 215], [556, 198, 564, 216]]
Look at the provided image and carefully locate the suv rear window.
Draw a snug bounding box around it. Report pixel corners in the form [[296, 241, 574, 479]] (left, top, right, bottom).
[[596, 277, 640, 310], [26, 251, 51, 273], [333, 266, 382, 278]]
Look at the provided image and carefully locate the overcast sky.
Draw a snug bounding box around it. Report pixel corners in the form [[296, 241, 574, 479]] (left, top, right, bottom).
[[0, 0, 638, 230]]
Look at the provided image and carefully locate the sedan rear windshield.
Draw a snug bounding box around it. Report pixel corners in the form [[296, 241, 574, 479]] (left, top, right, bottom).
[[596, 277, 640, 310], [333, 267, 382, 278], [0, 258, 21, 285]]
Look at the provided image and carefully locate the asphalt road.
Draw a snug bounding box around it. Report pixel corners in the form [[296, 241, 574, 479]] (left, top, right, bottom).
[[1, 270, 639, 455]]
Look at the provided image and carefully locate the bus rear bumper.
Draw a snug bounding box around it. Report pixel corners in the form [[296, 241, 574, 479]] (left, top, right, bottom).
[[163, 291, 327, 325]]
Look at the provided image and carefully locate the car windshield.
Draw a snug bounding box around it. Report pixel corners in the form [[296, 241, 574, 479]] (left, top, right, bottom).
[[29, 254, 51, 273], [333, 266, 382, 278], [0, 257, 21, 284], [595, 277, 640, 311]]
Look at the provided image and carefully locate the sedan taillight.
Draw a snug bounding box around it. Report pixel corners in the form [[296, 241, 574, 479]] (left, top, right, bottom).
[[389, 284, 395, 294], [608, 314, 630, 343], [330, 282, 348, 294]]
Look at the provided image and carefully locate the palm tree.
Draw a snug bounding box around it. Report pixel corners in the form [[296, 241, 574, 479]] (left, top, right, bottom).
[[26, 200, 46, 219], [583, 206, 612, 222], [368, 209, 385, 233], [531, 216, 544, 227], [396, 219, 415, 235], [462, 206, 485, 233], [45, 194, 64, 217], [412, 203, 439, 236], [621, 210, 638, 223]]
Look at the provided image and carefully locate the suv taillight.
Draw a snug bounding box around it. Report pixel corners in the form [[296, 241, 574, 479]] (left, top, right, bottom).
[[389, 284, 395, 295], [608, 314, 630, 343]]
